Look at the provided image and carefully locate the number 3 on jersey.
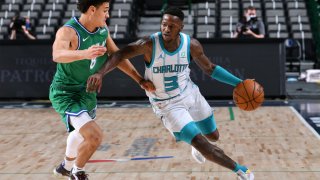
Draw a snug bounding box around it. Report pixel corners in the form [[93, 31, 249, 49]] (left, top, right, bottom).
[[164, 76, 178, 92]]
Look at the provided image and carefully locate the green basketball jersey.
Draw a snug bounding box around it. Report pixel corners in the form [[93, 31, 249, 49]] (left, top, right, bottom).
[[52, 17, 109, 87]]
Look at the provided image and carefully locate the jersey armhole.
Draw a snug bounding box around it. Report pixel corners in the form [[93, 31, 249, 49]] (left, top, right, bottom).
[[64, 25, 81, 50], [145, 34, 156, 68]]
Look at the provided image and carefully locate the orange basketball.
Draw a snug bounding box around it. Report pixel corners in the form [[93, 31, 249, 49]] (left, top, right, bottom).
[[233, 79, 264, 111]]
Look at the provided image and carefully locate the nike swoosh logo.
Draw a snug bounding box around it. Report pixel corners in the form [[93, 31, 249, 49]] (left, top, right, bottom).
[[83, 36, 89, 42]]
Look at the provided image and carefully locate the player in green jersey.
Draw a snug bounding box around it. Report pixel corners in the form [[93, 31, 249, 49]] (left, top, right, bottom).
[[49, 0, 155, 179]]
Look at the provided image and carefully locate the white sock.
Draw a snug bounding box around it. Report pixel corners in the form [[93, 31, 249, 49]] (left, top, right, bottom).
[[72, 164, 85, 174], [63, 157, 75, 171]]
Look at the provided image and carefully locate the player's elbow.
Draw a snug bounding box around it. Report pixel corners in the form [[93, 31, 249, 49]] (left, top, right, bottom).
[[52, 51, 62, 63]]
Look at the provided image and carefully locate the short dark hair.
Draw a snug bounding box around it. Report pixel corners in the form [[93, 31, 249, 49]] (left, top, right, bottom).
[[163, 7, 184, 21], [245, 6, 256, 12], [77, 0, 110, 13]]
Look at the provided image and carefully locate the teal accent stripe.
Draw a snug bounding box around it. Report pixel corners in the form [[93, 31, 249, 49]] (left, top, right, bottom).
[[177, 51, 182, 92], [145, 34, 156, 68], [159, 32, 184, 56], [228, 107, 235, 121], [173, 121, 201, 144], [162, 53, 172, 98], [211, 66, 243, 87], [195, 114, 217, 135], [152, 94, 179, 102], [233, 163, 248, 173], [187, 34, 191, 63]]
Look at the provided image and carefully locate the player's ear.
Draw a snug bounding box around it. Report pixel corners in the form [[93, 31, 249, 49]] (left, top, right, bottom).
[[180, 24, 184, 32], [88, 5, 96, 14]]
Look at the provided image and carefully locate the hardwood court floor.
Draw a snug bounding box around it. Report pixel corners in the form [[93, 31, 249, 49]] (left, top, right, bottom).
[[0, 106, 319, 180]]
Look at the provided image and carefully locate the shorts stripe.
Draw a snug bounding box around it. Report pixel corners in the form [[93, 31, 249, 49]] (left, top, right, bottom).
[[195, 114, 217, 135], [173, 121, 201, 144]]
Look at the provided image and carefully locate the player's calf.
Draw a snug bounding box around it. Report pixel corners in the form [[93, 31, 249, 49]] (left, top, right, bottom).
[[191, 134, 235, 170]]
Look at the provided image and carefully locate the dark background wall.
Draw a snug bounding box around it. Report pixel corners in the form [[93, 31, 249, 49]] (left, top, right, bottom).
[[0, 39, 286, 99]]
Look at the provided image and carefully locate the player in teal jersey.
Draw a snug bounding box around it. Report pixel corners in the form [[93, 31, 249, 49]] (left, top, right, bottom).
[[50, 0, 155, 179], [87, 8, 254, 180]]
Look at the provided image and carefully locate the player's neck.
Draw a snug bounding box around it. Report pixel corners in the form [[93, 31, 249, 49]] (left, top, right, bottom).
[[163, 35, 181, 52], [78, 15, 97, 33]]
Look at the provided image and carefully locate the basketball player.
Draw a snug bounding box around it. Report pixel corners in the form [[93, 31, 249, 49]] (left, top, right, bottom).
[[49, 0, 155, 179], [87, 7, 254, 180]]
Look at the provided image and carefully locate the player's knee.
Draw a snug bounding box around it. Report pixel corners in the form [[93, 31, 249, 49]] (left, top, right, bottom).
[[205, 129, 220, 142], [87, 132, 102, 150], [191, 134, 211, 154], [89, 128, 103, 147], [81, 122, 103, 148]]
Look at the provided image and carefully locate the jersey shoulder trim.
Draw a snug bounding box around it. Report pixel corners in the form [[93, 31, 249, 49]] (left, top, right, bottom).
[[145, 33, 157, 68], [159, 32, 184, 56], [63, 25, 80, 50]]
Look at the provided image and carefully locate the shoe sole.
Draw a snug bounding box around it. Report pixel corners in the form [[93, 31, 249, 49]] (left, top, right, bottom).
[[249, 173, 254, 180], [53, 168, 68, 179]]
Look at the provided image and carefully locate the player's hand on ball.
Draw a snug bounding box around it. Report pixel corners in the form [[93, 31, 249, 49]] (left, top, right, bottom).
[[139, 79, 156, 92], [86, 73, 103, 93]]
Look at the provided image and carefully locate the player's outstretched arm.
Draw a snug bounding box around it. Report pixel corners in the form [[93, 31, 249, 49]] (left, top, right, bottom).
[[98, 37, 151, 76], [86, 37, 152, 93], [105, 34, 155, 92], [190, 38, 242, 87], [52, 27, 106, 63]]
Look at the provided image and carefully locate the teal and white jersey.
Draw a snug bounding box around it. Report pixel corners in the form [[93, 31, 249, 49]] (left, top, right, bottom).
[[145, 32, 191, 100]]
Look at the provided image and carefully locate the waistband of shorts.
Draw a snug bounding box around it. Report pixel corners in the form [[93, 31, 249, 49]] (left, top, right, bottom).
[[51, 82, 86, 92], [151, 94, 180, 102], [151, 82, 196, 102]]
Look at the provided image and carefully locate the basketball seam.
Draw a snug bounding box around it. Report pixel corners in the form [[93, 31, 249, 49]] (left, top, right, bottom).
[[235, 92, 264, 104], [253, 92, 264, 103], [253, 81, 264, 100], [234, 91, 248, 102], [243, 81, 255, 110], [255, 90, 264, 98]]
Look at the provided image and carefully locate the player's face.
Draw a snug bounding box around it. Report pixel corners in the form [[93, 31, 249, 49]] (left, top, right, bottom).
[[92, 2, 109, 27], [160, 14, 183, 42]]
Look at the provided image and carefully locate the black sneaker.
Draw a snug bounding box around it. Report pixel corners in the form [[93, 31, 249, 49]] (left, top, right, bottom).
[[69, 171, 89, 180], [53, 162, 71, 178]]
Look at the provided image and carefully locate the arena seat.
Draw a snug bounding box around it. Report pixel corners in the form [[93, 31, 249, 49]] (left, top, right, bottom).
[[0, 0, 315, 42]]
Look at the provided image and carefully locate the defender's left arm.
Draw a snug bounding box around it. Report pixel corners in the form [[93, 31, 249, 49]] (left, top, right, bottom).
[[190, 38, 242, 87]]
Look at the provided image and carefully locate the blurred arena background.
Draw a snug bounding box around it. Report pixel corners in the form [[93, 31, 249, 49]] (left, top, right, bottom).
[[0, 0, 320, 179]]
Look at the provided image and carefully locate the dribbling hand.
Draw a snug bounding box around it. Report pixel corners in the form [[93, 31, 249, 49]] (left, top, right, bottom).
[[139, 79, 156, 92]]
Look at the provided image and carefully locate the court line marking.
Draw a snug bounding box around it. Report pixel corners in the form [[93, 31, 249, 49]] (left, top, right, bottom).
[[290, 106, 320, 140], [1, 170, 320, 175], [228, 107, 235, 121], [88, 156, 174, 163]]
